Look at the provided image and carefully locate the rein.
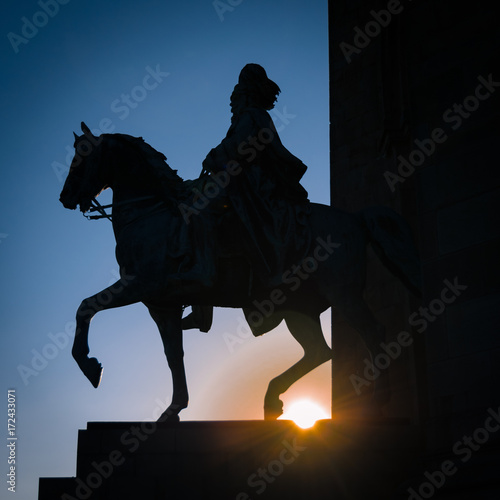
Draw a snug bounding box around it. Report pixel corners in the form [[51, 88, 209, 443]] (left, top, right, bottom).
[[84, 195, 158, 222]]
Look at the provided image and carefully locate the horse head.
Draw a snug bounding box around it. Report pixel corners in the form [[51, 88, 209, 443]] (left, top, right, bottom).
[[60, 123, 184, 215], [60, 122, 111, 213]]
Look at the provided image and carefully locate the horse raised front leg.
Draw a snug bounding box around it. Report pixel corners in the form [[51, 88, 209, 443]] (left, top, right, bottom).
[[72, 276, 143, 388], [147, 304, 188, 422]]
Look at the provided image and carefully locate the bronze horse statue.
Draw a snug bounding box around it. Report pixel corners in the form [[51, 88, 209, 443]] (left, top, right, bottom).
[[60, 122, 421, 421]]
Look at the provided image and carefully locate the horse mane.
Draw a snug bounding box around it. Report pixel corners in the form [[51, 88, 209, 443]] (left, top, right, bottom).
[[109, 133, 185, 196]]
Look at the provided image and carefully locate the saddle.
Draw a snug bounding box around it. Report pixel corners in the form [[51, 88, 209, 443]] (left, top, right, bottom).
[[178, 172, 311, 303], [180, 174, 247, 258]]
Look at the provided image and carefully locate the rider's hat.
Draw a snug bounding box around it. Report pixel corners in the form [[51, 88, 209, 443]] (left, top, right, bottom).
[[235, 64, 281, 110]]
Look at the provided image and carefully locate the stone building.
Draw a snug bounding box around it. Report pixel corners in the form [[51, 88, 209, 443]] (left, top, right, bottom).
[[329, 0, 500, 496]]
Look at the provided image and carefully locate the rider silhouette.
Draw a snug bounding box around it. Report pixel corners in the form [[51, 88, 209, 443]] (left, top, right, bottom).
[[203, 63, 310, 285], [183, 64, 311, 332]]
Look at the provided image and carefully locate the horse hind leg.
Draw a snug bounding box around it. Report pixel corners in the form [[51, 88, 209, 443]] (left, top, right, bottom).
[[264, 312, 332, 420]]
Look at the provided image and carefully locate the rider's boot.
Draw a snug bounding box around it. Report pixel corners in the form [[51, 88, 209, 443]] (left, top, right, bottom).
[[182, 305, 213, 333]]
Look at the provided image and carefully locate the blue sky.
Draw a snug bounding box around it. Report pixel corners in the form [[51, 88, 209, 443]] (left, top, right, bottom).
[[0, 1, 330, 497]]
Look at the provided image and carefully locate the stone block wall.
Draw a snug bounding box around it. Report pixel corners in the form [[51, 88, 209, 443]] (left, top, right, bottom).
[[328, 0, 500, 469]]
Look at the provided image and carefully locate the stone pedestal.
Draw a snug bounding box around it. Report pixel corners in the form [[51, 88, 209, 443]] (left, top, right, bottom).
[[39, 419, 421, 499]]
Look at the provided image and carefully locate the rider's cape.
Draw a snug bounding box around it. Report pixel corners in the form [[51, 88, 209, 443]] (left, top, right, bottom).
[[202, 107, 311, 287]]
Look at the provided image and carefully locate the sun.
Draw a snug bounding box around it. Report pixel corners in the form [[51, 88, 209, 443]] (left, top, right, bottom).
[[278, 399, 330, 429]]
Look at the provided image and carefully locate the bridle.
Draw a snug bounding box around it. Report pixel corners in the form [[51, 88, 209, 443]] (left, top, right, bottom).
[[84, 195, 158, 222], [85, 198, 113, 221]]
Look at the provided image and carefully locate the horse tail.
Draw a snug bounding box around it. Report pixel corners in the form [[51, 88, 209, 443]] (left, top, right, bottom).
[[361, 206, 422, 297]]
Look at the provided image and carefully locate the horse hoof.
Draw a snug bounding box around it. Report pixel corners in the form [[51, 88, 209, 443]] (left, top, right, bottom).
[[264, 399, 284, 420], [77, 357, 103, 388], [157, 410, 180, 424]]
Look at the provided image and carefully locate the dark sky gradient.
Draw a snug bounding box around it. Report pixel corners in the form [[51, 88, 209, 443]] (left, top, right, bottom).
[[0, 1, 330, 497]]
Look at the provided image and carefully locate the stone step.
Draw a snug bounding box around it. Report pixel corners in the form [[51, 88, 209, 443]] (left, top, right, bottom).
[[39, 418, 422, 500]]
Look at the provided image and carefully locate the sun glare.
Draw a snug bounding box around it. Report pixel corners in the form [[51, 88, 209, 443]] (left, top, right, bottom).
[[279, 399, 330, 429]]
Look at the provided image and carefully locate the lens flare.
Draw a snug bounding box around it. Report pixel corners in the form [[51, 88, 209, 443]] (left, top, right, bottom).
[[279, 399, 330, 429]]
